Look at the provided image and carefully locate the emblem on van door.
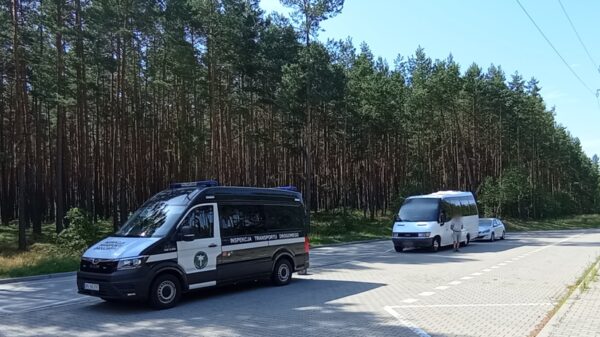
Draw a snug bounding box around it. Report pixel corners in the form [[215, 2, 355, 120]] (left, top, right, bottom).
[[194, 251, 208, 270]]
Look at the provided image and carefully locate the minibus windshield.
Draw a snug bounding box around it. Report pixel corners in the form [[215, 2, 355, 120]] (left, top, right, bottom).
[[398, 198, 440, 222], [115, 203, 185, 238]]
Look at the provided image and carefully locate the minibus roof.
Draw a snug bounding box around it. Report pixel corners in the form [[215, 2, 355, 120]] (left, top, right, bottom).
[[407, 191, 473, 200], [163, 185, 304, 205]]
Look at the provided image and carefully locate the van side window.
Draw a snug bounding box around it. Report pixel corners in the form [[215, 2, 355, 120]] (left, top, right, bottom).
[[265, 205, 303, 231], [219, 205, 266, 237], [182, 206, 214, 239]]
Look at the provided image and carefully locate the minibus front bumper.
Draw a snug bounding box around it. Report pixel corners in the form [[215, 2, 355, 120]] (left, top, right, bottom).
[[392, 237, 434, 248]]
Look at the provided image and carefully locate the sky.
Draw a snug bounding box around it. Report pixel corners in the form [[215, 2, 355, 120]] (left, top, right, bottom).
[[259, 0, 600, 157]]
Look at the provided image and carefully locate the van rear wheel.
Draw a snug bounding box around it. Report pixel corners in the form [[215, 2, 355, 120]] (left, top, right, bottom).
[[272, 258, 293, 286]]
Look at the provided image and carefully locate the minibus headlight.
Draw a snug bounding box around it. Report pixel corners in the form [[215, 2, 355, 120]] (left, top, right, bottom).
[[117, 256, 148, 270], [418, 232, 431, 238]]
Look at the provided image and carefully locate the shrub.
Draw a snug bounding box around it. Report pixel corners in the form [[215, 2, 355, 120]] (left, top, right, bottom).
[[56, 208, 100, 255]]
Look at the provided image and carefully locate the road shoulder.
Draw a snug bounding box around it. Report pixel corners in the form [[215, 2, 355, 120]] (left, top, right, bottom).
[[537, 260, 600, 337]]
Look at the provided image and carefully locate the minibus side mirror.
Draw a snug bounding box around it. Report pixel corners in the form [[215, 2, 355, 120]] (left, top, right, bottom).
[[439, 213, 447, 225], [179, 225, 196, 242]]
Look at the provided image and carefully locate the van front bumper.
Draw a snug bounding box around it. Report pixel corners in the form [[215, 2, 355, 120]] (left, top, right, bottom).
[[392, 237, 434, 248], [77, 267, 151, 300]]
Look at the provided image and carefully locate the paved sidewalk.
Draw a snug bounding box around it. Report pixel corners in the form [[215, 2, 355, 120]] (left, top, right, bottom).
[[539, 263, 600, 337]]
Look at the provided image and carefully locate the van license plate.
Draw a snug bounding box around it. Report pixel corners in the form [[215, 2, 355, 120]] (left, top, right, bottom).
[[84, 283, 99, 291]]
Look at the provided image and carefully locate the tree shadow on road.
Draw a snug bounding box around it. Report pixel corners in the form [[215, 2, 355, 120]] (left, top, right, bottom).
[[0, 278, 422, 337]]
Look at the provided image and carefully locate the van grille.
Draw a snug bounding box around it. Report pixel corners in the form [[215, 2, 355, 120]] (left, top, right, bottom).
[[80, 259, 118, 274], [394, 233, 420, 238]]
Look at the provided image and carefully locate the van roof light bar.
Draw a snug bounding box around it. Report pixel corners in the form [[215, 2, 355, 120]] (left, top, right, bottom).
[[170, 180, 219, 189]]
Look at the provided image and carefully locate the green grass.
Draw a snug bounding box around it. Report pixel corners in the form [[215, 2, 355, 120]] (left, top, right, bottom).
[[309, 210, 392, 245], [503, 214, 600, 232], [529, 255, 600, 337], [0, 221, 111, 279]]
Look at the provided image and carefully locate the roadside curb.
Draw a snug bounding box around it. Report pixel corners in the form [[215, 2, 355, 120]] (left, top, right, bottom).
[[0, 271, 77, 285], [536, 259, 600, 337], [311, 238, 388, 249]]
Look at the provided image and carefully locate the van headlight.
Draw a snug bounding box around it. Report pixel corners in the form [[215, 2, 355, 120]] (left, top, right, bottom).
[[117, 256, 148, 270], [417, 232, 431, 238]]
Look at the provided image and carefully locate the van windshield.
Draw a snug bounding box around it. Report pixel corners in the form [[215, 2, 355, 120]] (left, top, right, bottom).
[[115, 203, 186, 238], [398, 198, 440, 222]]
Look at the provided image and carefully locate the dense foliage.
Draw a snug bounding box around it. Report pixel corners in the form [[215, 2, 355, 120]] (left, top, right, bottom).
[[1, 0, 599, 249]]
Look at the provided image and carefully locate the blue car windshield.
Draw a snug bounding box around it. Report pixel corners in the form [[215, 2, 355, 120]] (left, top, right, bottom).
[[398, 198, 440, 222]]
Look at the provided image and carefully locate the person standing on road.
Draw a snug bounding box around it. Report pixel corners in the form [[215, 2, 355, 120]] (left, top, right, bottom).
[[451, 214, 463, 252]]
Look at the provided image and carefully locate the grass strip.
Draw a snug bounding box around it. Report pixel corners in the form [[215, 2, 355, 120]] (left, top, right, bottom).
[[530, 254, 600, 337]]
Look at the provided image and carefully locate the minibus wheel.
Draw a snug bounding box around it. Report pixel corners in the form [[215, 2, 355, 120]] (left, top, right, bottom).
[[272, 258, 293, 286], [431, 237, 441, 252], [149, 274, 181, 309]]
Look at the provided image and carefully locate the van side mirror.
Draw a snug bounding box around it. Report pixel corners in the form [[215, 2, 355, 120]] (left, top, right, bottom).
[[439, 213, 447, 225], [179, 225, 196, 242]]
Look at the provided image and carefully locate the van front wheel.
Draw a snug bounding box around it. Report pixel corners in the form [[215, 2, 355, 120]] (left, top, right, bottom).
[[149, 274, 181, 310], [272, 258, 293, 286]]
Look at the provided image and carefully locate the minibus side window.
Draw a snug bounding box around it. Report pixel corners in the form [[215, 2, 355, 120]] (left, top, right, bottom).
[[182, 206, 214, 239], [265, 205, 303, 231], [219, 205, 266, 237]]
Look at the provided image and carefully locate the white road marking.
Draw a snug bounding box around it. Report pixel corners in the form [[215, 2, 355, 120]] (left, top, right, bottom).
[[499, 263, 507, 266], [449, 281, 462, 285], [434, 286, 449, 290], [388, 302, 555, 309], [483, 269, 492, 272], [384, 306, 432, 337], [471, 273, 482, 276], [492, 266, 500, 269], [418, 292, 435, 297], [402, 298, 419, 303], [460, 276, 473, 280]]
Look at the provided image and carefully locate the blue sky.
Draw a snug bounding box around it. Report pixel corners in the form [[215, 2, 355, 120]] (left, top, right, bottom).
[[260, 0, 600, 157]]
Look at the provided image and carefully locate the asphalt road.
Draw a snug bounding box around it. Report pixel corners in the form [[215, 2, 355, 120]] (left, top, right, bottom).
[[1, 230, 600, 337]]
